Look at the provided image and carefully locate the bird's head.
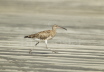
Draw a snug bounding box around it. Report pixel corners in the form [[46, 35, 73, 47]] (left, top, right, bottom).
[[52, 24, 67, 31]]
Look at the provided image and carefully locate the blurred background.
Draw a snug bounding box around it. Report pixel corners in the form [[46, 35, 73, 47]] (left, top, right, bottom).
[[0, 0, 104, 15]]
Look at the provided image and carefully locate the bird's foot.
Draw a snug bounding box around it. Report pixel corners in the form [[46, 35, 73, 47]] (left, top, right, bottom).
[[52, 50, 58, 53], [29, 49, 32, 54]]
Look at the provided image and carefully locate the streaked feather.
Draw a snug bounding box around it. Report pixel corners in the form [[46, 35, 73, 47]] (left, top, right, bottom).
[[25, 30, 56, 40]]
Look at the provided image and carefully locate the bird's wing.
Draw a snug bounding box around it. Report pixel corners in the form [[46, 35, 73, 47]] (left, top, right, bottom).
[[34, 30, 52, 40]]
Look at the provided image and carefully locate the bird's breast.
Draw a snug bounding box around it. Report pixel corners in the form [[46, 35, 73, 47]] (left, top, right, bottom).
[[46, 36, 53, 40], [34, 38, 41, 41]]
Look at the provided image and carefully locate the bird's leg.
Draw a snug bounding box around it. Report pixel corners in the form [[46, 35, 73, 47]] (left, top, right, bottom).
[[29, 49, 32, 54], [29, 42, 39, 54], [45, 40, 57, 53], [35, 42, 39, 46], [45, 40, 48, 49], [29, 45, 35, 54]]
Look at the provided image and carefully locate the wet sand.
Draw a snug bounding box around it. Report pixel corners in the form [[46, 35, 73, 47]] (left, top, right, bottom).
[[0, 0, 104, 72]]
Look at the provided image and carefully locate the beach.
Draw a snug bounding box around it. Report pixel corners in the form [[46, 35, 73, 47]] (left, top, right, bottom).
[[0, 0, 104, 72]]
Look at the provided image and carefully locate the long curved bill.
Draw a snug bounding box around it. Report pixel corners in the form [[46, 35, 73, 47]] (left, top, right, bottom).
[[59, 26, 67, 31]]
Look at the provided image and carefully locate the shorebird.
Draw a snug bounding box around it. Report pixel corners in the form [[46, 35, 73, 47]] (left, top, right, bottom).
[[24, 24, 67, 53]]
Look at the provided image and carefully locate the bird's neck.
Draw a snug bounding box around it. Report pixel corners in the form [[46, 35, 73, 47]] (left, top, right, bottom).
[[52, 27, 57, 34], [52, 27, 56, 31]]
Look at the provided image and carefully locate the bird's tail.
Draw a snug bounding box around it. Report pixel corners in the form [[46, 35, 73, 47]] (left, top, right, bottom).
[[24, 34, 36, 38], [24, 35, 31, 38]]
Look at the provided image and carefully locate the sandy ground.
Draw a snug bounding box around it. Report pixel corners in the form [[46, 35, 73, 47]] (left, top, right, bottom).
[[0, 0, 104, 72]]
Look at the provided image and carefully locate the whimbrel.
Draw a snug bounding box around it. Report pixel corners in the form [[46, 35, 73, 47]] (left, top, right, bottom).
[[24, 24, 67, 53]]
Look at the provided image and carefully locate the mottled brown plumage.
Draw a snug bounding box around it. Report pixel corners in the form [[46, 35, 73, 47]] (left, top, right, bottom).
[[24, 24, 67, 53], [25, 30, 56, 40]]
